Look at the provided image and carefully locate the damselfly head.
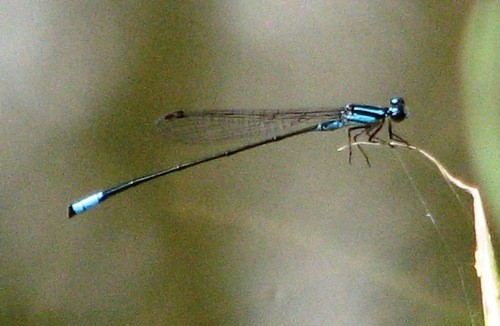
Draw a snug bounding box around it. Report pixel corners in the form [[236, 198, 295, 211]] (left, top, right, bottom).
[[388, 97, 408, 122]]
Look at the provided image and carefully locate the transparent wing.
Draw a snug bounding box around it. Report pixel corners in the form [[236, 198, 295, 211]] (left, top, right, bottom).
[[155, 108, 343, 143]]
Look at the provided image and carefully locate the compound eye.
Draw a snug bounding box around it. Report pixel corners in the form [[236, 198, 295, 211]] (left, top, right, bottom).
[[389, 97, 407, 122], [390, 97, 404, 107]]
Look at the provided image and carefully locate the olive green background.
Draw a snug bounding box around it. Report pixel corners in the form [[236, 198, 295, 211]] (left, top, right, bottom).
[[1, 1, 496, 325]]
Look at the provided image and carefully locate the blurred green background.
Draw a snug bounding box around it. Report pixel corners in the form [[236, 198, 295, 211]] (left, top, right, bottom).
[[1, 1, 497, 325]]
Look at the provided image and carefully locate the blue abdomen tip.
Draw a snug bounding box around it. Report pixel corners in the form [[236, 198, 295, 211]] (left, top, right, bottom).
[[68, 192, 104, 218]]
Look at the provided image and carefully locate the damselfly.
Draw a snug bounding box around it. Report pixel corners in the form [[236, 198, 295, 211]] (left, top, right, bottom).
[[68, 97, 409, 217]]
